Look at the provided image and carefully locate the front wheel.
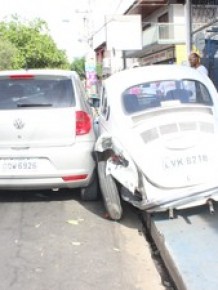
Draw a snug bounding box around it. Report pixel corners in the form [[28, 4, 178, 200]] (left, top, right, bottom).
[[98, 161, 123, 220]]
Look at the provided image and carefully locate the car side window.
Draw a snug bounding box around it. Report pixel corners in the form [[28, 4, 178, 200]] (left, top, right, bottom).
[[100, 87, 109, 119], [75, 78, 92, 114], [77, 78, 87, 100], [183, 80, 213, 105], [197, 83, 212, 104]]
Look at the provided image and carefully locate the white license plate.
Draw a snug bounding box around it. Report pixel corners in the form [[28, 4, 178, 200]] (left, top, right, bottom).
[[163, 154, 208, 170], [1, 159, 37, 171]]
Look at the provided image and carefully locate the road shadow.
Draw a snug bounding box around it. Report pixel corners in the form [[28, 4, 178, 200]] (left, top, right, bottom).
[[0, 188, 81, 202], [80, 196, 144, 231], [0, 189, 144, 230]]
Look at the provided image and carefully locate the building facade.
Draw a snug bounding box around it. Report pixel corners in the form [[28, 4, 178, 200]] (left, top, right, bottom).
[[92, 0, 218, 87]]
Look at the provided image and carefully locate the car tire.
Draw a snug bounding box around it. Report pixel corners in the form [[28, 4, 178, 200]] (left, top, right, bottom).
[[98, 161, 123, 221], [80, 170, 99, 201]]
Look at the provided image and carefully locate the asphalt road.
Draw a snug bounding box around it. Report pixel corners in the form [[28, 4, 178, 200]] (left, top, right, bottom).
[[0, 189, 165, 290]]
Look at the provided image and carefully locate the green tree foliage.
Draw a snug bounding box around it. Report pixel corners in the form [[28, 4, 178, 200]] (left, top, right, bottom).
[[0, 38, 18, 70], [0, 16, 70, 70], [70, 57, 85, 79], [71, 57, 103, 80]]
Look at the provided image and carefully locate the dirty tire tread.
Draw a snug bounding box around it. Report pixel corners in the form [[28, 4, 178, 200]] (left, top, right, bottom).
[[98, 161, 122, 220]]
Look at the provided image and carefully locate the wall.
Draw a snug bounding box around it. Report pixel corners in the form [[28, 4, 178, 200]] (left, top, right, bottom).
[[92, 0, 136, 50]]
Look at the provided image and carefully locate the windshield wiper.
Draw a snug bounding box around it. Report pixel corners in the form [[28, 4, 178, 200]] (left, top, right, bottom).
[[17, 103, 52, 107]]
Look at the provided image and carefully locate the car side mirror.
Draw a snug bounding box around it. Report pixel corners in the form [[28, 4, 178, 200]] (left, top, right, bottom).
[[88, 97, 100, 108]]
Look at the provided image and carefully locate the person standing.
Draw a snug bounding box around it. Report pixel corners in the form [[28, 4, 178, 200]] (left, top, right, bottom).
[[188, 52, 208, 76]]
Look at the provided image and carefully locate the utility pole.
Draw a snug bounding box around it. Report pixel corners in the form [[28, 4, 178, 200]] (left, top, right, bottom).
[[185, 0, 192, 57], [77, 0, 98, 98]]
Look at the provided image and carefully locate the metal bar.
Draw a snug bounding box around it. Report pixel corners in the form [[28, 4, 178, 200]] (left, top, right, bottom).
[[192, 18, 218, 34]]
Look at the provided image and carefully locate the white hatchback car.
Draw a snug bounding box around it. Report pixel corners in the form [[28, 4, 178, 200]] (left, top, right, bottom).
[[95, 65, 218, 220], [0, 69, 97, 200]]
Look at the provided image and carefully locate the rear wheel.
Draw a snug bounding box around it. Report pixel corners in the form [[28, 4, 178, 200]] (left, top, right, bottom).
[[80, 170, 99, 201], [98, 161, 123, 220]]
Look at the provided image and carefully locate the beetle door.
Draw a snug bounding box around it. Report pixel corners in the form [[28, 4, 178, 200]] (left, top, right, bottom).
[[98, 86, 111, 135]]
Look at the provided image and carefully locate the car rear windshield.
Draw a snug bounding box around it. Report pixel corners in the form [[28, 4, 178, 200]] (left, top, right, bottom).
[[122, 79, 213, 114], [0, 76, 75, 110]]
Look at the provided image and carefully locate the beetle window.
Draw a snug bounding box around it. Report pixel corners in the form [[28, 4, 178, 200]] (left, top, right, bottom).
[[122, 80, 213, 114]]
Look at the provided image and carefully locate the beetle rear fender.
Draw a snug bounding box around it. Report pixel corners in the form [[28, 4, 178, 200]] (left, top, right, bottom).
[[95, 133, 117, 162], [95, 133, 113, 153], [106, 153, 139, 195], [95, 133, 139, 193]]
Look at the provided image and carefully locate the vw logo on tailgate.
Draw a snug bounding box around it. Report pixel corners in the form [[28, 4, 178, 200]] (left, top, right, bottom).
[[13, 118, 25, 129]]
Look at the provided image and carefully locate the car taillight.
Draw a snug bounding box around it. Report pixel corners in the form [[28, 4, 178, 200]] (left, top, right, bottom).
[[76, 111, 91, 135]]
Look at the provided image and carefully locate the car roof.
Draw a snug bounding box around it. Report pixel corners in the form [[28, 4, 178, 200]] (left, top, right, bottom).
[[104, 64, 214, 94], [0, 69, 78, 78]]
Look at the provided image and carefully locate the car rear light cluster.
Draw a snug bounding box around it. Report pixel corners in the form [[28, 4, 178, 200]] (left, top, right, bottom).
[[76, 111, 91, 135]]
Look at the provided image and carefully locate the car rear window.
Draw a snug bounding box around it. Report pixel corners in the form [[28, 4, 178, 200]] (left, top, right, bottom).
[[122, 79, 213, 114], [0, 76, 75, 110]]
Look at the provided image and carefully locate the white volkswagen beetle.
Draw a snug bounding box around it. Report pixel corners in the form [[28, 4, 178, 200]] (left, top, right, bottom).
[[95, 65, 218, 220]]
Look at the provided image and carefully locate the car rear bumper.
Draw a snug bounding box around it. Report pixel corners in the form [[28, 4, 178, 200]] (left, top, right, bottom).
[[0, 175, 93, 190], [0, 142, 95, 190]]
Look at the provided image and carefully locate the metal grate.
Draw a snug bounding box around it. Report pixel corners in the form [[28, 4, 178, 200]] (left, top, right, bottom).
[[159, 123, 178, 135], [179, 122, 197, 131], [199, 121, 214, 133], [141, 121, 214, 143], [141, 128, 159, 143]]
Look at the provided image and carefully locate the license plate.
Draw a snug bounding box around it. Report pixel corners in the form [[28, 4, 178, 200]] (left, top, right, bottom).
[[1, 159, 37, 171], [163, 154, 208, 170]]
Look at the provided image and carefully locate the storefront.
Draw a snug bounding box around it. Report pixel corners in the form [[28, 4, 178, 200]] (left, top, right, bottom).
[[140, 45, 187, 66]]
